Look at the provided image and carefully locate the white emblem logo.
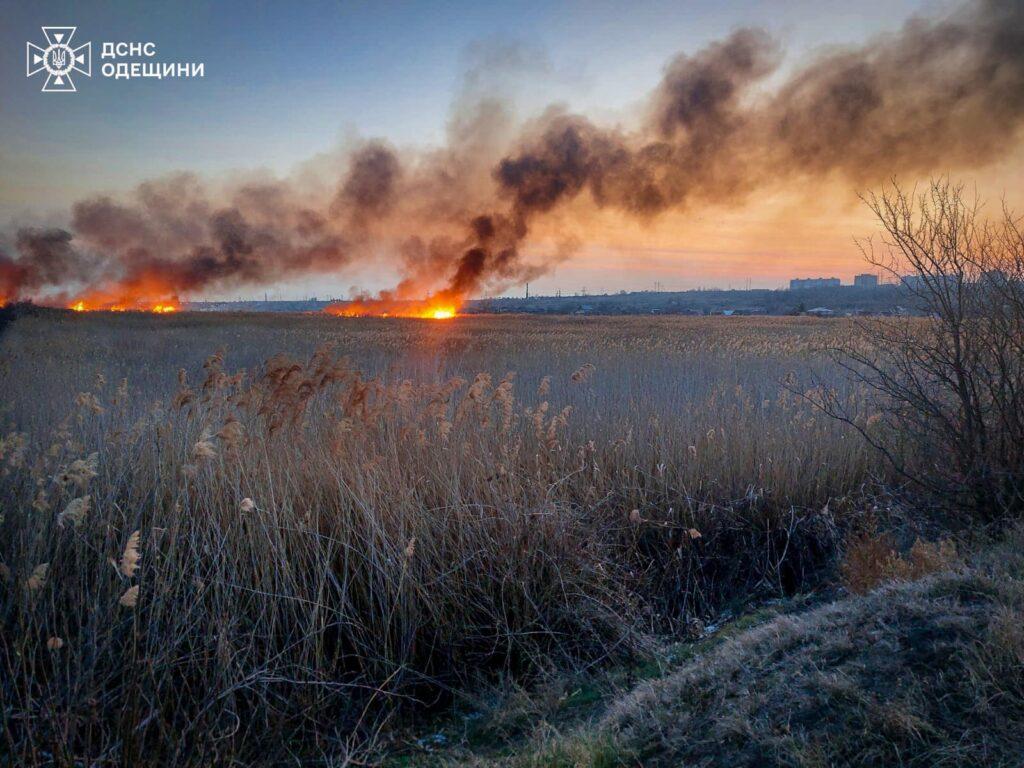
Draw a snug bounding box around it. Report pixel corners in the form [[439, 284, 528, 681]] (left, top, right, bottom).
[[27, 27, 92, 92]]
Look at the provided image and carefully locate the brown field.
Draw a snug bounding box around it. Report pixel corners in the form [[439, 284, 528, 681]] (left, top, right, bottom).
[[0, 313, 884, 764]]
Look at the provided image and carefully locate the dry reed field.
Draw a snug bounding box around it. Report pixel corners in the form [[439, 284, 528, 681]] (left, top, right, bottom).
[[0, 312, 884, 764]]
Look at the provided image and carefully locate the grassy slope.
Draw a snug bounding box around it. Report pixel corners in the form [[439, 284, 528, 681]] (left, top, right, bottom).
[[397, 530, 1024, 767]]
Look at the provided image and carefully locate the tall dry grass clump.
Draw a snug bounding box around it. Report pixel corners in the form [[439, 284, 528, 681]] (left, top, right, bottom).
[[0, 316, 879, 764]]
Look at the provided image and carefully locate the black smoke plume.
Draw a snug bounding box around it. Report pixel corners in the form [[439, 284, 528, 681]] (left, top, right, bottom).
[[1, 0, 1021, 308]]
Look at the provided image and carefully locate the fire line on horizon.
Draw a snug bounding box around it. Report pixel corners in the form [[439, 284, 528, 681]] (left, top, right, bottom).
[[1, 1, 1021, 313]]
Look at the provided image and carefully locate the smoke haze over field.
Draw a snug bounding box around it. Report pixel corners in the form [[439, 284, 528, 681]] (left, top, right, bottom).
[[1, 0, 1023, 309]]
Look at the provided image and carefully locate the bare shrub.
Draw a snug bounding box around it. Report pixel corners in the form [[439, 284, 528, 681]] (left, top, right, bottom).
[[812, 179, 1024, 520]]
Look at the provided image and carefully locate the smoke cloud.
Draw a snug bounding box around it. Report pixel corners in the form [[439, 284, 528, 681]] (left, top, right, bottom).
[[1, 0, 1022, 309]]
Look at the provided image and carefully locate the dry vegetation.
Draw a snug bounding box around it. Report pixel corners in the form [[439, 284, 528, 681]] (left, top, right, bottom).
[[1, 182, 1020, 766], [814, 182, 1024, 521], [419, 181, 1024, 768], [0, 313, 883, 764], [479, 527, 1024, 768]]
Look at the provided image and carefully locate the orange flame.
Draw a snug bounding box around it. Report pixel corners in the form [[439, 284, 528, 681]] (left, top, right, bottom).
[[65, 274, 182, 313], [325, 295, 462, 319], [68, 294, 181, 314], [69, 299, 180, 313]]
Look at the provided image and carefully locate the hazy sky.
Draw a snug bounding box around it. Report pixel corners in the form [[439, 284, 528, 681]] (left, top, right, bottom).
[[2, 0, 1018, 298]]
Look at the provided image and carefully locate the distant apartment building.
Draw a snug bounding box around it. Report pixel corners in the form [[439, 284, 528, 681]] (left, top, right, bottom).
[[790, 277, 841, 290], [900, 274, 926, 290], [901, 274, 961, 291], [854, 273, 879, 288], [901, 271, 1009, 291], [982, 269, 1008, 285]]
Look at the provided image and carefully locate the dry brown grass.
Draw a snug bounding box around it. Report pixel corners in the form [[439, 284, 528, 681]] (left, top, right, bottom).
[[502, 528, 1024, 768], [0, 313, 883, 765], [841, 525, 959, 595]]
